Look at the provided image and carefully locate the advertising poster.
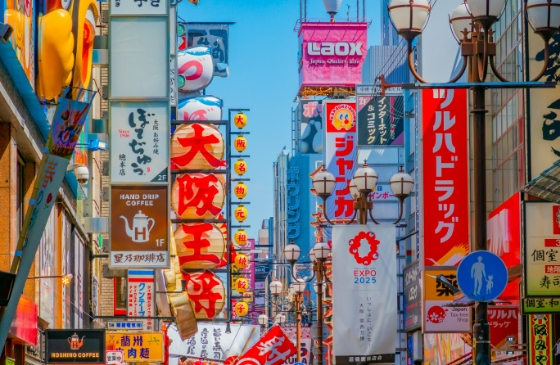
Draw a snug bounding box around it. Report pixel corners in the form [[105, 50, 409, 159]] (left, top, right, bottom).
[[487, 192, 521, 302], [127, 270, 155, 330], [177, 22, 230, 77], [528, 314, 554, 365], [525, 202, 560, 297], [298, 99, 323, 154], [110, 185, 169, 268], [298, 22, 367, 87], [332, 225, 397, 365], [488, 306, 519, 350], [357, 94, 404, 146], [106, 332, 163, 362], [423, 268, 471, 333], [48, 98, 91, 159], [528, 32, 560, 180], [403, 262, 421, 331], [421, 89, 469, 267], [323, 100, 357, 221], [281, 323, 312, 365], [109, 101, 169, 183]]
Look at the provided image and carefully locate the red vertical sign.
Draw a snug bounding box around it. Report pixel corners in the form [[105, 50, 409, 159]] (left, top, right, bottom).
[[422, 89, 469, 267]]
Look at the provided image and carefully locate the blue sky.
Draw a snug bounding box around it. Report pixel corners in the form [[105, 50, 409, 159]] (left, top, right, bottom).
[[178, 0, 381, 240]]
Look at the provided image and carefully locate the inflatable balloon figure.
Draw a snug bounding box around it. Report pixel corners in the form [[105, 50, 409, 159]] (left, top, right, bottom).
[[178, 96, 223, 121]]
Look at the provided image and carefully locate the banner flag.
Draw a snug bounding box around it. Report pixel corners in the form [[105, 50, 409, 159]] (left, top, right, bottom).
[[333, 225, 397, 365], [236, 325, 297, 365]]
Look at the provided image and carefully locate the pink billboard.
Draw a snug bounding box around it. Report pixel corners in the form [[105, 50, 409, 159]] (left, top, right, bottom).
[[298, 22, 368, 88]]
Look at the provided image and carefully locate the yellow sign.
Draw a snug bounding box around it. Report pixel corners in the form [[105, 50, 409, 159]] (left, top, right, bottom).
[[106, 332, 163, 362]]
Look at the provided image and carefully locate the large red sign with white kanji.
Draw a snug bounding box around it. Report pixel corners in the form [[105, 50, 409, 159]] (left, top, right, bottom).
[[237, 325, 297, 365], [488, 306, 519, 350], [422, 89, 469, 267], [323, 100, 357, 220]]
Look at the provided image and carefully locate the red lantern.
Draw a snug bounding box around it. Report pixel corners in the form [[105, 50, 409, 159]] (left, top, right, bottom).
[[175, 223, 225, 269], [183, 270, 226, 319], [172, 173, 226, 219], [171, 124, 225, 170]]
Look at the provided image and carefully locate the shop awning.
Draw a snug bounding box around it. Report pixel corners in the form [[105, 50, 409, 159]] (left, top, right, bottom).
[[521, 159, 560, 203]]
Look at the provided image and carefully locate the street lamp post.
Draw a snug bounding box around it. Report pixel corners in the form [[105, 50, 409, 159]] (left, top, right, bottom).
[[258, 313, 269, 334], [387, 0, 559, 364]]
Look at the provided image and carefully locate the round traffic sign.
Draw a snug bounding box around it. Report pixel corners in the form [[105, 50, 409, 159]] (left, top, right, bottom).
[[457, 250, 508, 302]]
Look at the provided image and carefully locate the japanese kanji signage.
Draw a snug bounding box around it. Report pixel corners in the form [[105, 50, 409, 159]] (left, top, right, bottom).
[[236, 326, 297, 365], [525, 202, 560, 297], [323, 100, 357, 220], [184, 270, 226, 319], [523, 298, 560, 313], [177, 23, 230, 77], [423, 268, 471, 333], [106, 332, 163, 362], [106, 350, 124, 365], [488, 306, 519, 350], [280, 323, 311, 365], [287, 167, 300, 240], [487, 192, 521, 301], [528, 32, 560, 180], [127, 270, 155, 330], [171, 173, 226, 219], [528, 314, 553, 365], [110, 0, 168, 16], [421, 89, 469, 267], [332, 225, 397, 365], [175, 223, 225, 269], [110, 185, 169, 268], [110, 102, 169, 183], [298, 99, 322, 154], [357, 93, 404, 146], [45, 329, 106, 364]]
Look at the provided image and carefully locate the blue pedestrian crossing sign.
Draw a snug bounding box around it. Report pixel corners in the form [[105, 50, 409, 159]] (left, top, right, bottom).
[[457, 250, 508, 302]]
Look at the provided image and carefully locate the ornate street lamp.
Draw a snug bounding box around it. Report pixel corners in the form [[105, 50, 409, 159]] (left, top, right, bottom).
[[387, 0, 559, 363], [258, 313, 269, 334], [312, 164, 412, 225]]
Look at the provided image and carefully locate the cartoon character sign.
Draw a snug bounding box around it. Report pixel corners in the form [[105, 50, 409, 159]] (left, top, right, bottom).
[[178, 96, 223, 121], [178, 46, 214, 93], [4, 0, 99, 101]]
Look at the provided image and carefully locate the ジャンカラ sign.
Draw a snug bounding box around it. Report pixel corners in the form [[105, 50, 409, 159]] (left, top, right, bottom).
[[45, 329, 106, 364], [110, 186, 169, 268]]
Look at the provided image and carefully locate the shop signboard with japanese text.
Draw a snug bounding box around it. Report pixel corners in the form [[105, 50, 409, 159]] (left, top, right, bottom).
[[281, 323, 312, 365], [528, 314, 554, 365], [357, 93, 404, 146], [110, 102, 169, 183], [177, 23, 230, 77], [45, 329, 106, 364], [488, 306, 519, 351], [527, 32, 560, 179], [110, 0, 168, 16], [106, 332, 163, 362], [110, 186, 169, 268], [127, 270, 155, 330], [298, 22, 367, 88], [487, 192, 521, 302], [525, 202, 560, 297], [421, 89, 469, 267], [332, 225, 397, 365], [423, 268, 471, 333], [236, 326, 297, 365], [403, 262, 421, 331], [298, 100, 323, 154], [323, 100, 357, 221]]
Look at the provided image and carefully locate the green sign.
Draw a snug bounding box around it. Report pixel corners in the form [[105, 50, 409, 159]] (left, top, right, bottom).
[[523, 298, 560, 314], [6, 357, 14, 365]]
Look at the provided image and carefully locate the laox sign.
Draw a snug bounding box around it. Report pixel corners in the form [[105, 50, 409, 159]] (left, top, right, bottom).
[[307, 42, 363, 56]]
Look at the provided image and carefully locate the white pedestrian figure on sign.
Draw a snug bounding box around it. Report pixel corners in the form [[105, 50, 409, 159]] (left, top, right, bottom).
[[486, 275, 494, 294], [471, 256, 487, 296]]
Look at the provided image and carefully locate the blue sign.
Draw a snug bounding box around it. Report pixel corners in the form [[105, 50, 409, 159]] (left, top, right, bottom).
[[457, 250, 508, 302]]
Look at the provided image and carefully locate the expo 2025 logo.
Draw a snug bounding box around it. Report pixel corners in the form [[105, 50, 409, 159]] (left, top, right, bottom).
[[349, 231, 380, 265]]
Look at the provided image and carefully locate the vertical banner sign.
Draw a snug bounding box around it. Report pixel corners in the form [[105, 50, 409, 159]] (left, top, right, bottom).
[[423, 269, 471, 333], [421, 89, 469, 267], [525, 202, 560, 297], [528, 314, 553, 365], [332, 225, 397, 365], [236, 326, 297, 365], [287, 168, 300, 241], [528, 32, 560, 179], [357, 93, 404, 146], [110, 186, 169, 268], [323, 100, 357, 221], [403, 262, 421, 331], [298, 100, 323, 154], [127, 270, 155, 330]]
